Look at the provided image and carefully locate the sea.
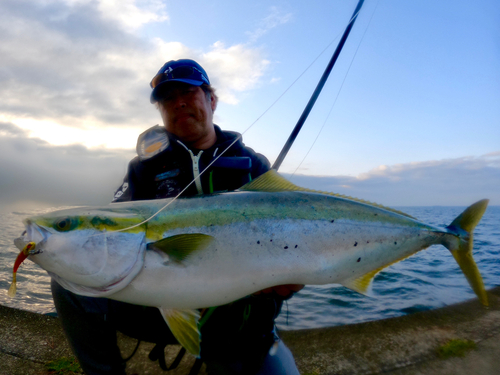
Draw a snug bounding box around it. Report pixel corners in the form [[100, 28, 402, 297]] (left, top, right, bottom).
[[0, 205, 498, 331]]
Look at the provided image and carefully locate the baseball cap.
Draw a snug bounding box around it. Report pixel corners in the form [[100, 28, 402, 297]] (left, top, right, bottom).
[[150, 59, 210, 103]]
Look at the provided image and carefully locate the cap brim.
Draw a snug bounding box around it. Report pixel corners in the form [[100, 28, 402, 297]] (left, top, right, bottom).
[[150, 79, 204, 103]]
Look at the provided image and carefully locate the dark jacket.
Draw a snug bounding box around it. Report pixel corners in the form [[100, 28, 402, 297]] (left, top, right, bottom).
[[112, 124, 281, 358], [112, 124, 269, 202]]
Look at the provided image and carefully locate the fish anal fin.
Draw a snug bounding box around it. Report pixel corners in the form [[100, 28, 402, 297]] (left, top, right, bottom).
[[158, 307, 201, 357], [341, 252, 415, 295], [149, 234, 214, 263], [342, 269, 379, 295]]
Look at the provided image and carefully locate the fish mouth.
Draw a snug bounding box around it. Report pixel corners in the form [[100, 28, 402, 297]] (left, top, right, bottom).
[[14, 220, 48, 254], [14, 231, 29, 251]]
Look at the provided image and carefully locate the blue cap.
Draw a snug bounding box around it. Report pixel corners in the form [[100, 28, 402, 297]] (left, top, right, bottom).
[[150, 59, 210, 103]]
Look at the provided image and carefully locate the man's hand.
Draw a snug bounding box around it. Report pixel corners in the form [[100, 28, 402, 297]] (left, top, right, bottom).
[[253, 284, 304, 299]]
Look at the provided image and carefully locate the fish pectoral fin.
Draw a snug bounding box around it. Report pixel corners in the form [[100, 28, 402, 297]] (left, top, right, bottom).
[[158, 307, 201, 357], [149, 234, 214, 262]]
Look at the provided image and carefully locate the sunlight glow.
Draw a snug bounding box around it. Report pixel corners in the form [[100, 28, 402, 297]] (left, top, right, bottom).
[[11, 117, 138, 150]]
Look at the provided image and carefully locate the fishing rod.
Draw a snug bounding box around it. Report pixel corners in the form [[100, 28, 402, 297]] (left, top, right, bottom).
[[107, 1, 367, 233], [272, 0, 365, 171]]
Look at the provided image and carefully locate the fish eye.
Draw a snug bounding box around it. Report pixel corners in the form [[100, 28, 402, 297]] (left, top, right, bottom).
[[54, 217, 78, 232]]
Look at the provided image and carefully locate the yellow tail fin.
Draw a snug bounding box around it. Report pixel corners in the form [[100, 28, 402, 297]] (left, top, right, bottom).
[[445, 199, 489, 306]]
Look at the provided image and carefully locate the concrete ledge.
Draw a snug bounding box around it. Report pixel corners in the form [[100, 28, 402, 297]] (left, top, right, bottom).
[[280, 287, 500, 374], [1, 287, 499, 374]]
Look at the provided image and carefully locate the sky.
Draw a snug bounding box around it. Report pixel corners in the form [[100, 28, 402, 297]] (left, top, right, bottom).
[[0, 0, 499, 213]]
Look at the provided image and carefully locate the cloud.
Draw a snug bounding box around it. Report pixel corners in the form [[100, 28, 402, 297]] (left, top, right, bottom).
[[0, 0, 158, 128], [246, 6, 293, 43], [0, 0, 272, 148], [201, 42, 270, 104], [0, 122, 134, 213], [49, 0, 169, 31], [1, 121, 497, 214], [287, 154, 500, 206], [150, 39, 271, 104], [91, 0, 169, 30]]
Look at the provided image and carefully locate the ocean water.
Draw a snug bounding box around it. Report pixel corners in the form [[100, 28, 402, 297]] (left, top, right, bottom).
[[0, 205, 498, 331]]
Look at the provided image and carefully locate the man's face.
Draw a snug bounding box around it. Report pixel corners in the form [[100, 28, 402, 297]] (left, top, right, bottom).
[[157, 83, 216, 147]]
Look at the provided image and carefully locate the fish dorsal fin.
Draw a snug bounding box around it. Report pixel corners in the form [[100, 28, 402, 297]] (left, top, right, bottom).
[[148, 234, 214, 263], [241, 170, 415, 219], [158, 308, 201, 357], [241, 169, 305, 192]]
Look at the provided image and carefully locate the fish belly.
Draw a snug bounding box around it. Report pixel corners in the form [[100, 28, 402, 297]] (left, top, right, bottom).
[[109, 218, 441, 309]]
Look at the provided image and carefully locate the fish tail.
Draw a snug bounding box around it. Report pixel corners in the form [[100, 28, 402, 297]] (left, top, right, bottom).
[[444, 199, 489, 306]]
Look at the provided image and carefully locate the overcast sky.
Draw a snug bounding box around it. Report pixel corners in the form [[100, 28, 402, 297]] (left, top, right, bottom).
[[1, 0, 499, 213]]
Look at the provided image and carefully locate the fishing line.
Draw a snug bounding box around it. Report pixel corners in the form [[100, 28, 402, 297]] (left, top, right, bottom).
[[108, 6, 365, 233], [290, 0, 380, 178], [272, 0, 365, 171]]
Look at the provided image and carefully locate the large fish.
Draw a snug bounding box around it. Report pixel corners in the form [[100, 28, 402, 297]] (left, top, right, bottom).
[[9, 170, 489, 355]]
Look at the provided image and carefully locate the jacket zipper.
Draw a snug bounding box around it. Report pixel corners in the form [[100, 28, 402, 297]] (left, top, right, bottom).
[[177, 140, 204, 195]]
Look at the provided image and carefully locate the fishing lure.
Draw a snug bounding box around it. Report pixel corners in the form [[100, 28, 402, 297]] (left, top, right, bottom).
[[9, 241, 36, 297]]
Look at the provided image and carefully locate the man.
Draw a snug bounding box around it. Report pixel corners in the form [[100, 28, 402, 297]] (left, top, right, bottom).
[[52, 59, 301, 374]]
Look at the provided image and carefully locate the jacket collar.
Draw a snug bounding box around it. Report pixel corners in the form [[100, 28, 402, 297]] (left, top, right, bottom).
[[136, 124, 242, 161]]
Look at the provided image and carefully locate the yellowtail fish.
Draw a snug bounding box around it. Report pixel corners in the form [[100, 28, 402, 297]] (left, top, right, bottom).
[[10, 170, 489, 356]]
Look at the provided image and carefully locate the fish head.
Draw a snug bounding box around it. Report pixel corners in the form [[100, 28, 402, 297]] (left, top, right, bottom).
[[14, 205, 148, 296]]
